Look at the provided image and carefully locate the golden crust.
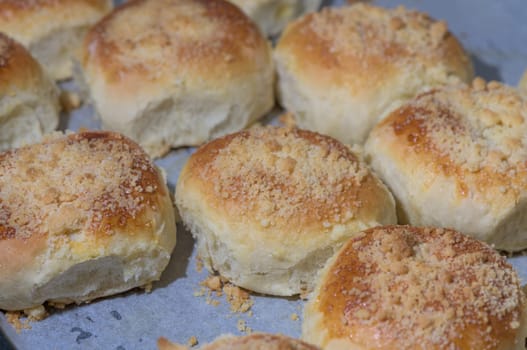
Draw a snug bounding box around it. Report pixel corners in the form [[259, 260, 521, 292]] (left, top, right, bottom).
[[0, 130, 176, 310], [0, 130, 167, 242], [0, 0, 107, 11], [0, 33, 45, 95], [0, 0, 112, 45], [179, 126, 393, 242], [176, 126, 395, 295], [158, 334, 320, 350], [276, 4, 473, 93], [83, 0, 271, 97], [370, 79, 527, 216], [305, 225, 526, 350]]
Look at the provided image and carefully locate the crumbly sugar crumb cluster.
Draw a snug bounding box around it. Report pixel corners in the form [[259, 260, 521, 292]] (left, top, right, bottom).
[[0, 131, 163, 240], [308, 4, 450, 63], [320, 226, 524, 349], [386, 79, 527, 199], [197, 127, 371, 228]]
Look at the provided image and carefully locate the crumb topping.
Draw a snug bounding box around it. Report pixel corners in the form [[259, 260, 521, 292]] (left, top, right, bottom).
[[0, 131, 164, 241], [308, 4, 452, 64], [385, 79, 527, 199], [0, 33, 13, 67], [319, 226, 524, 349], [200, 334, 321, 350], [0, 0, 108, 14], [192, 127, 373, 229], [85, 0, 266, 82]]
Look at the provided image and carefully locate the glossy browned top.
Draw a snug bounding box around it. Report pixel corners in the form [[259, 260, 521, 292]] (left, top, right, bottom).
[[180, 126, 391, 237], [158, 334, 320, 350], [371, 79, 527, 206], [0, 131, 166, 242], [83, 0, 269, 86], [0, 33, 44, 93], [316, 225, 524, 349], [276, 3, 472, 92]]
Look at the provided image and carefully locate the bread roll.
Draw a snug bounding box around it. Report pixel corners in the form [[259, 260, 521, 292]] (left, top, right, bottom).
[[365, 79, 527, 251], [303, 225, 527, 350], [227, 0, 322, 36], [175, 126, 396, 296], [0, 131, 177, 312], [275, 4, 474, 145], [0, 0, 112, 80], [82, 0, 274, 158], [0, 33, 59, 152], [158, 334, 320, 350]]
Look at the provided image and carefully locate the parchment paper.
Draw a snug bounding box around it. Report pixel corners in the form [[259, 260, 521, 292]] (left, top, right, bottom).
[[1, 0, 527, 349]]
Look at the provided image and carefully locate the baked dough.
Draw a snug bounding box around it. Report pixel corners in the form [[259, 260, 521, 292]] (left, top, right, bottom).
[[275, 3, 473, 145], [175, 126, 396, 296], [365, 79, 527, 251], [82, 0, 274, 158], [158, 333, 320, 350], [0, 33, 59, 152], [0, 0, 112, 80], [0, 131, 177, 312], [303, 225, 527, 350]]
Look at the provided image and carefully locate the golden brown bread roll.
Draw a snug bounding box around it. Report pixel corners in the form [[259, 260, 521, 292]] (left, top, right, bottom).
[[158, 334, 320, 350], [0, 131, 177, 314], [0, 0, 112, 80], [275, 3, 474, 145], [175, 126, 396, 296], [0, 33, 59, 152], [82, 0, 274, 158], [303, 225, 527, 350], [365, 78, 527, 251]]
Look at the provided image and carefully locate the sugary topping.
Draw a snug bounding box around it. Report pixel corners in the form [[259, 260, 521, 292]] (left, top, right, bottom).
[[0, 0, 61, 11], [0, 131, 164, 240], [319, 226, 524, 349], [0, 0, 109, 24], [190, 127, 375, 229], [385, 79, 527, 199], [308, 4, 453, 63], [85, 0, 267, 82], [159, 334, 320, 350], [201, 334, 320, 350], [0, 0, 106, 13], [0, 33, 12, 67]]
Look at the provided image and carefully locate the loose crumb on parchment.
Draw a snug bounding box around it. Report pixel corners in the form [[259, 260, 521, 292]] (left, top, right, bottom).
[[196, 275, 254, 313], [195, 256, 204, 273], [5, 312, 31, 333], [187, 336, 198, 347], [237, 319, 252, 334], [142, 283, 153, 293], [59, 90, 82, 112]]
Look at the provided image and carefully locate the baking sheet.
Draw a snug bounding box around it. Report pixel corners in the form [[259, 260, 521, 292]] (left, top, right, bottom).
[[2, 0, 527, 349]]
